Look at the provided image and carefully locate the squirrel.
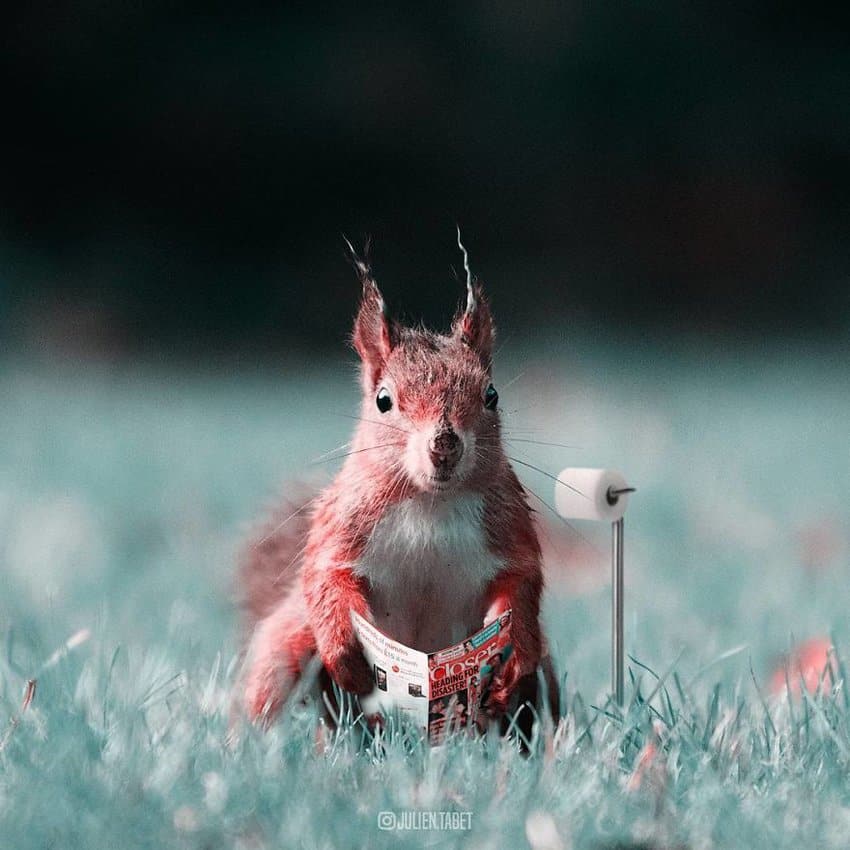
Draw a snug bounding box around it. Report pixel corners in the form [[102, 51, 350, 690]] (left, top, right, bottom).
[[238, 244, 559, 730]]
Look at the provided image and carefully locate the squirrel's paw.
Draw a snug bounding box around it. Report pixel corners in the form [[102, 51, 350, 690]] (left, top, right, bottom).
[[325, 641, 374, 696]]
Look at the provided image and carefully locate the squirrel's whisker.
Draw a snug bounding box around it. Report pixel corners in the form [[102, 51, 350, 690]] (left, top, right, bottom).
[[506, 455, 587, 499], [310, 442, 404, 466], [498, 371, 526, 392], [518, 481, 602, 557], [253, 497, 318, 549], [504, 437, 583, 450], [326, 411, 412, 435], [310, 440, 351, 464]]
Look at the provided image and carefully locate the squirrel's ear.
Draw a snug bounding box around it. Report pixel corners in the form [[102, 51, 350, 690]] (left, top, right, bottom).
[[453, 280, 494, 368], [347, 239, 397, 389]]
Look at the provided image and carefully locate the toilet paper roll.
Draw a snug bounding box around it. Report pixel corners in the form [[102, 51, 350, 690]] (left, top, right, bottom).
[[554, 468, 631, 522]]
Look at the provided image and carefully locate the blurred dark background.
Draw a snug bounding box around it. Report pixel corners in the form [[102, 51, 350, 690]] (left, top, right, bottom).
[[2, 3, 848, 357]]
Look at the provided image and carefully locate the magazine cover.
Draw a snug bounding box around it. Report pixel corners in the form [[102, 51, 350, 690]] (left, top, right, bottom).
[[351, 610, 513, 744]]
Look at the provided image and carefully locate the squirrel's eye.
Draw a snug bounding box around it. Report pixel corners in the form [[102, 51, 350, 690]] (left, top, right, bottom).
[[376, 387, 393, 413], [484, 383, 499, 411]]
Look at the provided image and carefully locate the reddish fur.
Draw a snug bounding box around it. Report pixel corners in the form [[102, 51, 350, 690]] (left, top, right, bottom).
[[237, 487, 315, 632], [239, 258, 552, 726]]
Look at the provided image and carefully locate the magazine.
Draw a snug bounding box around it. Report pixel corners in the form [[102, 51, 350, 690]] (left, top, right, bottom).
[[350, 609, 513, 744]]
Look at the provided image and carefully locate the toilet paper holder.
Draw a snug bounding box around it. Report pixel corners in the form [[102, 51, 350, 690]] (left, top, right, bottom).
[[555, 469, 636, 706]]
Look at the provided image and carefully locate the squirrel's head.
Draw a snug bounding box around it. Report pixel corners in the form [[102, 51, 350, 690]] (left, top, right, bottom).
[[348, 242, 501, 494]]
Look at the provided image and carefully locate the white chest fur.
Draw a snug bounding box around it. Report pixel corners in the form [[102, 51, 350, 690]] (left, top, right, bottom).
[[353, 492, 503, 652]]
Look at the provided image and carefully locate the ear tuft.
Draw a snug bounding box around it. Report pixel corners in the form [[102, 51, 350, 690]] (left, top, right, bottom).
[[346, 237, 397, 389], [343, 234, 373, 286], [453, 280, 494, 368]]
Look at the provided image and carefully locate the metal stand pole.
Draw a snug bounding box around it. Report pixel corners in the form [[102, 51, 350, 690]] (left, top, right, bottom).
[[612, 517, 624, 705]]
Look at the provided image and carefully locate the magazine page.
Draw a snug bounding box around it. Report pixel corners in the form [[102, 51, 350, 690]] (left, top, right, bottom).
[[426, 610, 513, 744], [350, 609, 513, 745], [350, 612, 430, 730]]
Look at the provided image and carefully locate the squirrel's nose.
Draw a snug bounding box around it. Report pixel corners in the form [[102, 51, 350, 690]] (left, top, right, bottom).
[[428, 429, 463, 472]]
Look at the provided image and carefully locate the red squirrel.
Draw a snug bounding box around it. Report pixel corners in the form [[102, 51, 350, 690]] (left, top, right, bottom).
[[238, 245, 558, 727]]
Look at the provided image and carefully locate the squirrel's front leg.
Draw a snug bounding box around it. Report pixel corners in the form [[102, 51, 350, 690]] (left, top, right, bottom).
[[482, 568, 543, 715], [303, 553, 375, 696]]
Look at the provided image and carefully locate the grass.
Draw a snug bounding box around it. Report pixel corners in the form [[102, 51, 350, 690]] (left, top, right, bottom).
[[0, 333, 848, 849]]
